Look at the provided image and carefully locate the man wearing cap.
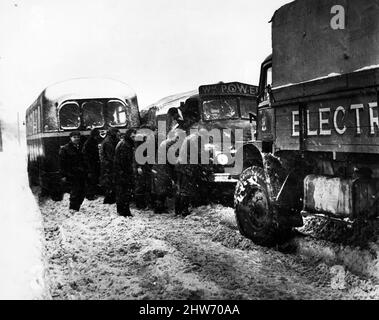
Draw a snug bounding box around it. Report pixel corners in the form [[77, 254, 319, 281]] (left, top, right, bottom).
[[151, 107, 184, 213], [133, 124, 155, 210], [82, 128, 101, 200], [114, 128, 137, 216], [99, 128, 120, 204], [174, 127, 212, 216], [59, 131, 87, 211]]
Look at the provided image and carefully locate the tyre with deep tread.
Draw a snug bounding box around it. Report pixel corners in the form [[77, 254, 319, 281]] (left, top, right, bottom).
[[234, 166, 290, 247]]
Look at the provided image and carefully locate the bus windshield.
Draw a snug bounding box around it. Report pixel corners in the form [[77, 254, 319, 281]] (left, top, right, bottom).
[[107, 100, 128, 127], [202, 98, 238, 121], [59, 102, 80, 129], [82, 101, 104, 129]]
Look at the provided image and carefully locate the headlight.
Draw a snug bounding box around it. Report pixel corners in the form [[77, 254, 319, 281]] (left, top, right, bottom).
[[216, 153, 229, 166]]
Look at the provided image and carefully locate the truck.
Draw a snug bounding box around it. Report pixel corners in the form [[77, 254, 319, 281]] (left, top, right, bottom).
[[234, 0, 379, 246], [140, 82, 258, 204]]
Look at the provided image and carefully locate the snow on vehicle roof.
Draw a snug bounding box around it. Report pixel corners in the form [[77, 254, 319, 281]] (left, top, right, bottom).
[[42, 78, 137, 104], [272, 64, 379, 90], [272, 72, 342, 90], [354, 65, 379, 72], [142, 90, 198, 116]]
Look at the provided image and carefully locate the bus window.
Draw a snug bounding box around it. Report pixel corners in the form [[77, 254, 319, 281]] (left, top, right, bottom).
[[82, 101, 104, 129], [33, 109, 37, 134], [37, 106, 41, 133], [43, 105, 58, 132], [59, 102, 80, 130], [107, 100, 128, 127], [26, 114, 30, 136], [29, 113, 32, 136], [239, 97, 256, 119]]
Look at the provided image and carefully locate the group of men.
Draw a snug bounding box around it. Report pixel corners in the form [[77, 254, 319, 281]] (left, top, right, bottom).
[[58, 107, 212, 217], [59, 127, 136, 216], [150, 107, 212, 216]]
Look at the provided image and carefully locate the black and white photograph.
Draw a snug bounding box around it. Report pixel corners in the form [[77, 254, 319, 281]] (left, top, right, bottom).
[[0, 0, 379, 304]]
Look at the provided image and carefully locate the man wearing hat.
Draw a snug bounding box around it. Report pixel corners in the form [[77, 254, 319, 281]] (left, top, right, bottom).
[[99, 128, 120, 204], [114, 128, 137, 216], [82, 128, 101, 200], [59, 130, 87, 211]]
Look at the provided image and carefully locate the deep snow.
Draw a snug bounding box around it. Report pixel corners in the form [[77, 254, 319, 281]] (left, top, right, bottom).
[[40, 195, 379, 300], [0, 136, 47, 299], [0, 129, 377, 300]]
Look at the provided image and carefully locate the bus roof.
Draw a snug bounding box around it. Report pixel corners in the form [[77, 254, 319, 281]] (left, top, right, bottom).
[[142, 90, 198, 116], [40, 78, 137, 106]]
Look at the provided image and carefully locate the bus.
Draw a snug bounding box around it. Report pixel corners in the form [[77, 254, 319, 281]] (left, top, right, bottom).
[[26, 78, 140, 200]]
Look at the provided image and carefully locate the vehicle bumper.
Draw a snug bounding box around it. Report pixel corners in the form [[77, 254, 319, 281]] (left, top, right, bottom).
[[210, 173, 239, 183]]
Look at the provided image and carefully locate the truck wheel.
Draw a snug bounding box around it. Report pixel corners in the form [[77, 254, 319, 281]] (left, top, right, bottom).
[[234, 166, 286, 247]]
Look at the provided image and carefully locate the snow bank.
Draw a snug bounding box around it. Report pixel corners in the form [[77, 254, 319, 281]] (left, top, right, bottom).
[[0, 134, 47, 299]]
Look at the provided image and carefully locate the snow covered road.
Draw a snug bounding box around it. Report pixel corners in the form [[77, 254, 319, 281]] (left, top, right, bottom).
[[40, 195, 379, 300], [0, 142, 47, 299]]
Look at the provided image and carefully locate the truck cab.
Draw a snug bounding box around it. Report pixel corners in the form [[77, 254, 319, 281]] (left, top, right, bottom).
[[140, 82, 258, 204], [256, 55, 275, 153], [234, 0, 379, 247], [196, 82, 258, 182]]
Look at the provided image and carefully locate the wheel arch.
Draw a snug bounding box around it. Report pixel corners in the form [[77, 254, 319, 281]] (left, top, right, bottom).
[[236, 143, 264, 170]]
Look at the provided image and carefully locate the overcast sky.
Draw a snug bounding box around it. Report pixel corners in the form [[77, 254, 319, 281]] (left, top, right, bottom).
[[0, 0, 291, 122]]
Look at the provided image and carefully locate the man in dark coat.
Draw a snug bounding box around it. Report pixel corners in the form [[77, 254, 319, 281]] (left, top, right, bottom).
[[151, 160, 175, 213], [82, 128, 101, 200], [134, 162, 152, 209], [174, 128, 212, 216], [114, 128, 137, 216], [134, 132, 153, 210], [100, 128, 120, 204], [151, 107, 184, 213], [59, 131, 87, 211]]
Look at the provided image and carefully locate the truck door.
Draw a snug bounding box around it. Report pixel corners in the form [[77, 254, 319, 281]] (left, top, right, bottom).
[[257, 59, 275, 150]]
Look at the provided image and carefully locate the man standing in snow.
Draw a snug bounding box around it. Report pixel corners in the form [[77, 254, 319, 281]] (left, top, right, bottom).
[[100, 128, 120, 204], [134, 125, 154, 210], [175, 127, 212, 216], [114, 128, 137, 217], [59, 131, 87, 211], [82, 128, 101, 200], [151, 107, 184, 213]]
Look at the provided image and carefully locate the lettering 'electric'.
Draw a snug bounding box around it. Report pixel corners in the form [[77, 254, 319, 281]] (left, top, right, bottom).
[[291, 102, 379, 137]]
